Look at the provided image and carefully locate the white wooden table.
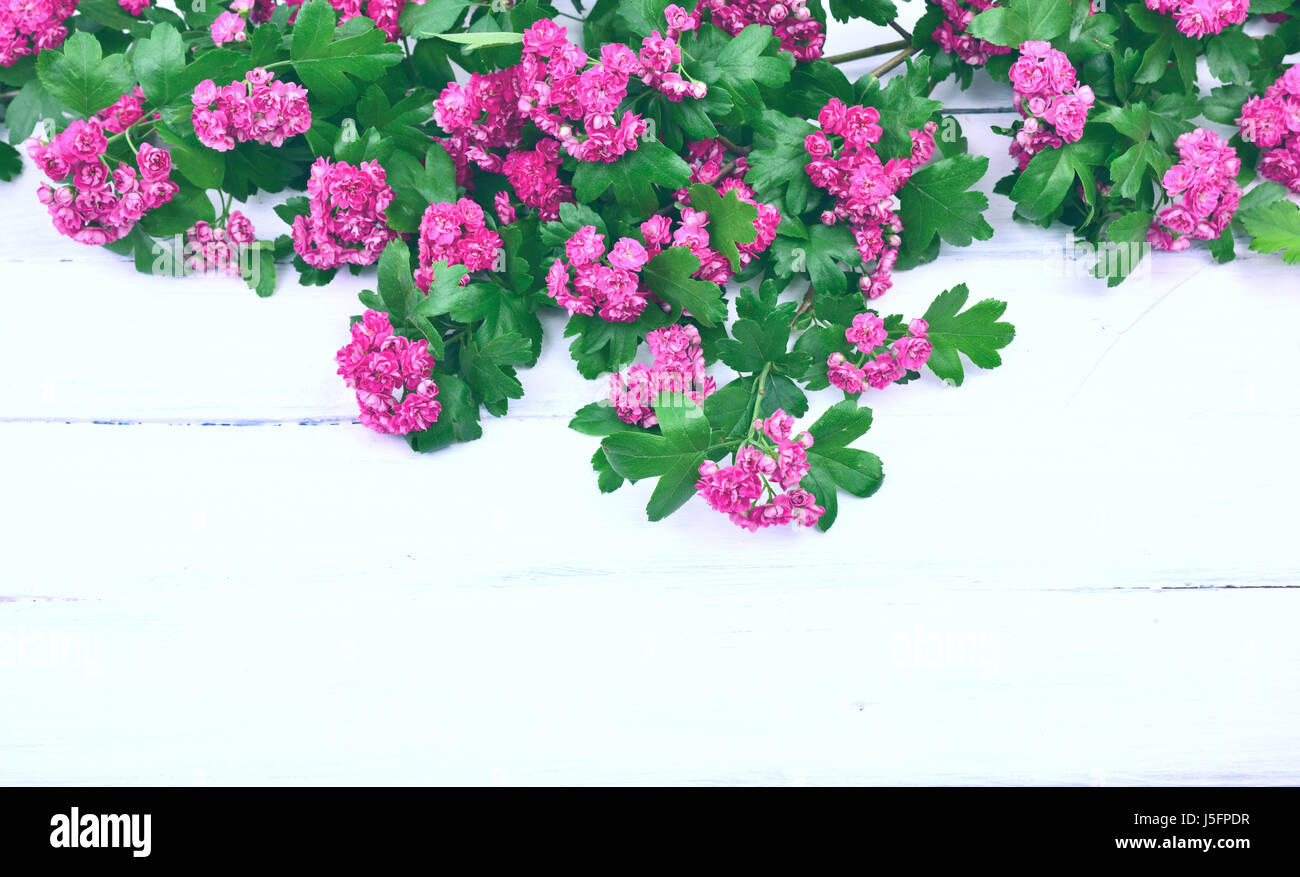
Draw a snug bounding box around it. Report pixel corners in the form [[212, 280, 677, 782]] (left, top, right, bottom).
[[2, 13, 1298, 786]]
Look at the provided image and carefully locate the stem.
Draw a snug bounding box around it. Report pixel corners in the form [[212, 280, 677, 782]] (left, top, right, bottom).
[[0, 90, 17, 101], [790, 285, 815, 328], [716, 135, 751, 155], [822, 39, 909, 65], [745, 362, 774, 442], [869, 46, 918, 79], [889, 21, 913, 42]]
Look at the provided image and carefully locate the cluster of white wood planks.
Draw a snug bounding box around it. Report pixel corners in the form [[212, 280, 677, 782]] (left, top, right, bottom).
[[0, 10, 1296, 785]]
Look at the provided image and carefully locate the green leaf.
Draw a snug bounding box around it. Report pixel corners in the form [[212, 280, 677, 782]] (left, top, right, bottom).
[[242, 241, 278, 297], [540, 202, 609, 247], [376, 239, 422, 323], [290, 0, 404, 107], [591, 448, 626, 494], [1110, 140, 1159, 200], [399, 0, 473, 38], [826, 0, 897, 25], [745, 110, 815, 215], [461, 332, 534, 405], [406, 372, 481, 452], [1206, 29, 1259, 85], [1106, 211, 1155, 243], [133, 23, 187, 107], [601, 394, 709, 509], [1095, 102, 1151, 142], [806, 399, 874, 449], [570, 402, 639, 437], [435, 32, 525, 49], [36, 32, 133, 117], [687, 182, 757, 272], [898, 154, 993, 254], [154, 124, 225, 190], [967, 0, 1072, 46], [772, 224, 858, 296], [1010, 146, 1075, 222], [601, 433, 688, 481], [859, 56, 942, 159], [1201, 84, 1252, 126], [654, 392, 711, 452], [811, 446, 883, 499], [921, 284, 1015, 386], [6, 79, 71, 145], [572, 139, 690, 218], [646, 455, 706, 522], [385, 142, 458, 232], [801, 459, 841, 531], [639, 246, 727, 326], [1240, 200, 1300, 264], [692, 24, 791, 121], [0, 142, 21, 182]]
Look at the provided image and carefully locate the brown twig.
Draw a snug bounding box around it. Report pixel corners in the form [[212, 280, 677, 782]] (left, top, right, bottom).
[[822, 40, 909, 65], [716, 135, 751, 155], [869, 46, 918, 79], [791, 286, 815, 327], [889, 20, 913, 42]]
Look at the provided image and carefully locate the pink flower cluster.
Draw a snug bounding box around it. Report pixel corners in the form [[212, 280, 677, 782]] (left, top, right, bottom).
[[432, 13, 705, 192], [1, 0, 75, 67], [546, 225, 651, 322], [29, 120, 178, 246], [185, 211, 256, 276], [291, 157, 399, 269], [827, 316, 932, 394], [609, 324, 716, 427], [501, 139, 573, 221], [1008, 41, 1094, 170], [1147, 128, 1241, 252], [119, 0, 149, 14], [191, 68, 312, 152], [695, 411, 824, 532], [659, 176, 781, 284], [210, 10, 247, 46], [932, 0, 1011, 67], [1238, 66, 1300, 194], [697, 0, 825, 62], [96, 86, 147, 134], [1145, 0, 1247, 38], [804, 99, 939, 298], [413, 198, 504, 292], [336, 310, 442, 435]]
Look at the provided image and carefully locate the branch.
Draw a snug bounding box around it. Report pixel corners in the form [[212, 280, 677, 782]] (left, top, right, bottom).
[[822, 40, 910, 65]]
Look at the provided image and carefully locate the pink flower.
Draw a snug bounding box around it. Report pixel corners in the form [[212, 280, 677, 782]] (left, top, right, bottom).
[[210, 11, 247, 45], [30, 108, 177, 246], [337, 310, 442, 435], [412, 198, 503, 291], [827, 352, 865, 394], [565, 224, 606, 267], [607, 237, 649, 270], [191, 69, 311, 151], [893, 335, 932, 371], [292, 158, 398, 269], [846, 313, 887, 353], [864, 353, 905, 389]]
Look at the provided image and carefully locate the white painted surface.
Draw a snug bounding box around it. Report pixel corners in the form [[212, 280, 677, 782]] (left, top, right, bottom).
[[1, 12, 1298, 785]]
